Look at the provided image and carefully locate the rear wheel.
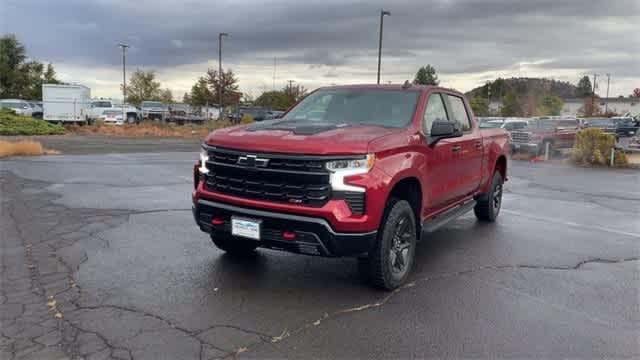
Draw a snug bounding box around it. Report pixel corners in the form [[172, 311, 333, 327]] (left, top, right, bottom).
[[474, 171, 503, 222], [210, 235, 258, 256], [360, 198, 417, 290]]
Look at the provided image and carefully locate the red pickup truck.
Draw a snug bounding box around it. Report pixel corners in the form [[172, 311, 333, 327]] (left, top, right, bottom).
[[192, 84, 510, 289]]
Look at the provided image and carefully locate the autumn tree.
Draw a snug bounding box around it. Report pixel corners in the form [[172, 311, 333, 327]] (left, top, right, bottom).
[[159, 88, 173, 103], [255, 84, 307, 110], [578, 97, 602, 117], [413, 65, 439, 86], [537, 95, 564, 115], [124, 70, 162, 106], [631, 88, 640, 98], [204, 69, 241, 107]]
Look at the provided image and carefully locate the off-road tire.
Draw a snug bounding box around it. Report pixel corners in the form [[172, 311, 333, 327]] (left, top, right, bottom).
[[210, 234, 259, 256], [474, 171, 503, 222], [362, 198, 417, 290]]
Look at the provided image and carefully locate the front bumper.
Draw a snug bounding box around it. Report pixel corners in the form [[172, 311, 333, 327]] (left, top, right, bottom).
[[194, 199, 377, 257], [511, 142, 540, 152]]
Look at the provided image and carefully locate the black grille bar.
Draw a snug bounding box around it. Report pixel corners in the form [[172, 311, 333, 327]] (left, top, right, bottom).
[[204, 146, 335, 207]]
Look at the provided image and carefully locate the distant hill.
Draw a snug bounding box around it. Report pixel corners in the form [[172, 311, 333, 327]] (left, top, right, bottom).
[[465, 78, 578, 101]]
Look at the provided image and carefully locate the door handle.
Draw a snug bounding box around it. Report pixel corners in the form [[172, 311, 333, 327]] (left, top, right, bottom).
[[475, 141, 483, 150], [451, 145, 462, 152]]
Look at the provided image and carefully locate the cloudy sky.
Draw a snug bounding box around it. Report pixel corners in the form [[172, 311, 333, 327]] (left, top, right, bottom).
[[3, 0, 639, 100]]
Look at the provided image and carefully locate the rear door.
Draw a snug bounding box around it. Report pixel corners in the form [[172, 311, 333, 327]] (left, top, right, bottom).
[[420, 92, 458, 214], [444, 94, 484, 200]]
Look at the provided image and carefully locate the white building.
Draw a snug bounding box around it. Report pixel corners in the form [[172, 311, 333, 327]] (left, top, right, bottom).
[[561, 97, 638, 116]]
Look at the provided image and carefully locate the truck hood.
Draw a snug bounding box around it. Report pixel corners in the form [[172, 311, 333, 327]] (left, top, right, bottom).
[[204, 119, 401, 154]]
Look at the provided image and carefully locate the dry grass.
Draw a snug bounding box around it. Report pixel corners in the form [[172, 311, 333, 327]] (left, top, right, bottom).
[[0, 140, 60, 157], [66, 120, 237, 138]]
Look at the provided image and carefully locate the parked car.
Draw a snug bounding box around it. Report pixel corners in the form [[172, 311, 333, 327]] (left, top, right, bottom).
[[192, 84, 510, 289], [586, 117, 639, 139], [479, 118, 528, 131], [141, 101, 169, 121], [99, 110, 125, 125], [265, 110, 285, 119], [27, 101, 43, 118], [89, 100, 139, 124], [610, 117, 639, 137], [0, 99, 34, 117], [511, 118, 579, 155], [627, 135, 640, 152]]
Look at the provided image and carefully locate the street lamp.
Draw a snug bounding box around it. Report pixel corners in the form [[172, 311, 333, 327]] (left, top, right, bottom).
[[118, 43, 129, 123], [377, 9, 391, 84], [218, 32, 229, 119]]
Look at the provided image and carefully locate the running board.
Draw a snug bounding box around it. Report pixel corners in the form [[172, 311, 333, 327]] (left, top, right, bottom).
[[421, 200, 476, 234]]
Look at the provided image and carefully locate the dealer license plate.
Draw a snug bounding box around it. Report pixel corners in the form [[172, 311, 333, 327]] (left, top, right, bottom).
[[231, 217, 261, 240]]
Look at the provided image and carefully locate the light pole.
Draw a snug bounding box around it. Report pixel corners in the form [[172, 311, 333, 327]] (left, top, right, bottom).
[[118, 43, 129, 123], [376, 9, 391, 84], [605, 73, 611, 114], [218, 32, 229, 119]]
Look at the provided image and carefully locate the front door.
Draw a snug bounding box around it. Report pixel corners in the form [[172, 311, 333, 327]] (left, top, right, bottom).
[[420, 93, 458, 215]]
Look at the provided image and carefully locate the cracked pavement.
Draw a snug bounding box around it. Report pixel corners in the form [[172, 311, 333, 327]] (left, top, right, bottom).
[[1, 149, 639, 359]]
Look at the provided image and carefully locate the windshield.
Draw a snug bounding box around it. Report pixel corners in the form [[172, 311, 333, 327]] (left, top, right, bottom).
[[479, 121, 504, 128], [282, 89, 419, 128], [1, 102, 26, 109], [92, 101, 112, 108], [143, 101, 165, 108], [525, 120, 555, 130], [588, 118, 613, 126]]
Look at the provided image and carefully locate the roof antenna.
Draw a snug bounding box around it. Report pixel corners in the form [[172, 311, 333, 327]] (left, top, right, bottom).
[[402, 80, 412, 89]]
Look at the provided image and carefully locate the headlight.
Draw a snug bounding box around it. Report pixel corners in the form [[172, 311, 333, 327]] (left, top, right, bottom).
[[326, 154, 374, 192], [198, 148, 209, 174], [326, 155, 375, 172]]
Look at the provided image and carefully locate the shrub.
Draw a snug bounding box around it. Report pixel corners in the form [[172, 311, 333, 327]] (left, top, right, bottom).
[[240, 114, 254, 124], [0, 108, 65, 136], [571, 128, 628, 167]]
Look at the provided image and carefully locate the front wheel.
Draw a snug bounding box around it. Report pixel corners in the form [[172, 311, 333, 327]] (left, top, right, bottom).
[[361, 198, 417, 290], [474, 171, 503, 222]]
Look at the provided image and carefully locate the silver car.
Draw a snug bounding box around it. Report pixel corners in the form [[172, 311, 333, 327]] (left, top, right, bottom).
[[0, 99, 34, 117]]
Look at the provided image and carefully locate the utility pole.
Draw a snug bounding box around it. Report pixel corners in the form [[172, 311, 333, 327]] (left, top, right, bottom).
[[273, 57, 277, 91], [591, 74, 598, 116], [218, 32, 229, 119], [376, 9, 391, 84], [605, 73, 611, 114], [118, 43, 129, 123]]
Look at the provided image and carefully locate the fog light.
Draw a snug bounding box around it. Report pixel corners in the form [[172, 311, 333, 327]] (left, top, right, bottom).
[[282, 231, 296, 241]]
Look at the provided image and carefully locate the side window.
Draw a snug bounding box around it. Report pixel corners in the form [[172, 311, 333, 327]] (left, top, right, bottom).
[[446, 95, 471, 131], [423, 94, 448, 135]]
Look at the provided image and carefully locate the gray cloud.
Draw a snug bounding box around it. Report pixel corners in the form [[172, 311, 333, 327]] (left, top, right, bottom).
[[5, 0, 639, 95]]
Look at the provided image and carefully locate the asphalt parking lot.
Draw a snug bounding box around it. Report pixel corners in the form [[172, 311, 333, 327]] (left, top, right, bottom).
[[1, 143, 639, 359]]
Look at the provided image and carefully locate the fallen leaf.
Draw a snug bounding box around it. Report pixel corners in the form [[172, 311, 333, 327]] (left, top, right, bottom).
[[54, 312, 63, 319], [47, 299, 57, 307]]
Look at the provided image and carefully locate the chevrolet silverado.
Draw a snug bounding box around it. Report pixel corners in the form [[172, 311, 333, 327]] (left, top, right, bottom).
[[192, 84, 510, 289]]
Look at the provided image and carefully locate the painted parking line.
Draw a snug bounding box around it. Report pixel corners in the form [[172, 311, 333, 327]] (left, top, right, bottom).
[[502, 209, 640, 239]]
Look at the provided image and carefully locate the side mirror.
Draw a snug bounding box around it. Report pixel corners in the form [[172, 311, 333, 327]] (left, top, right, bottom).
[[428, 120, 463, 146]]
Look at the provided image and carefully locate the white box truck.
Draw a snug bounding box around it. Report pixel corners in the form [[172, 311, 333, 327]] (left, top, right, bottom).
[[42, 84, 91, 123]]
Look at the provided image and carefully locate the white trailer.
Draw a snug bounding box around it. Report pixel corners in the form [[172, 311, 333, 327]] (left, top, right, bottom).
[[42, 84, 91, 123]]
